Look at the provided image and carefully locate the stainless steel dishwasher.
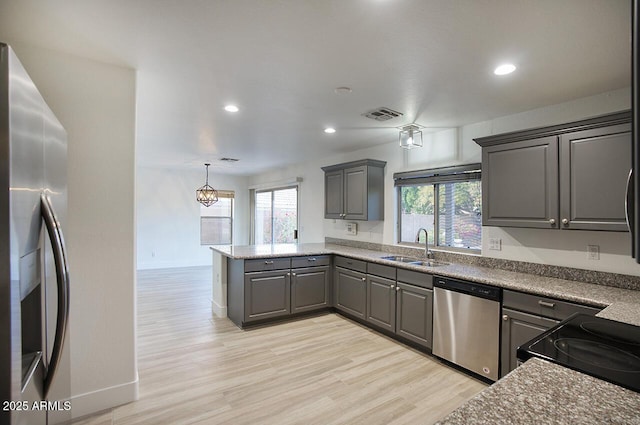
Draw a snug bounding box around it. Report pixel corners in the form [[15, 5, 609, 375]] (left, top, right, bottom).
[[432, 276, 502, 381]]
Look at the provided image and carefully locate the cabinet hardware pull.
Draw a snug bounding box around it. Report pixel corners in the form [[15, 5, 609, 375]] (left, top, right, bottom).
[[308, 258, 317, 261], [264, 261, 274, 265], [361, 277, 366, 281], [549, 218, 556, 225], [396, 287, 400, 291], [287, 273, 290, 276], [562, 218, 569, 225], [538, 301, 555, 308], [502, 314, 509, 321], [390, 285, 395, 289], [291, 273, 296, 276]]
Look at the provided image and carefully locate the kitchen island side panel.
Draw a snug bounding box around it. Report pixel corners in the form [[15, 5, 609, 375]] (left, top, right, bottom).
[[226, 258, 245, 327]]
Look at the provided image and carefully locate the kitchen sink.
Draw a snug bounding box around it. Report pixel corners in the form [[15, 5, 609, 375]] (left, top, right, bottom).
[[380, 255, 449, 267], [380, 255, 421, 263], [407, 260, 449, 267]]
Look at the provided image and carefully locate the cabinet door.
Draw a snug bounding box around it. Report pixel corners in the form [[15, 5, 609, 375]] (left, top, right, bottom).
[[244, 270, 290, 322], [395, 282, 433, 349], [366, 275, 396, 332], [291, 266, 330, 313], [559, 124, 631, 231], [335, 266, 367, 319], [483, 136, 559, 228], [344, 165, 368, 220], [325, 169, 344, 219], [500, 308, 559, 377]]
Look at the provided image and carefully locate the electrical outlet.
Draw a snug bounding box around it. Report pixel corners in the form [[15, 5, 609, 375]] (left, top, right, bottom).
[[345, 222, 357, 236], [587, 245, 600, 260], [489, 238, 502, 251]]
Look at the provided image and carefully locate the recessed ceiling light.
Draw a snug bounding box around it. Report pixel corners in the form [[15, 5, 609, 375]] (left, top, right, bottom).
[[224, 105, 239, 112], [324, 127, 336, 134], [494, 64, 516, 76]]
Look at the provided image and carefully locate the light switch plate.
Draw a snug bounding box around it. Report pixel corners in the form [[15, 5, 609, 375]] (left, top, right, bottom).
[[346, 222, 357, 236], [489, 238, 502, 251]]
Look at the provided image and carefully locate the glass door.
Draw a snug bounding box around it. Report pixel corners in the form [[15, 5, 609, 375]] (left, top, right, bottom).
[[254, 186, 298, 244]]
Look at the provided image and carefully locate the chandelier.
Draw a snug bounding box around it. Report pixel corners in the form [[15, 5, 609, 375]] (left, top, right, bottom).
[[196, 163, 218, 207]]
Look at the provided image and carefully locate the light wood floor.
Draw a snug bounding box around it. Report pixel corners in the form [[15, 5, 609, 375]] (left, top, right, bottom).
[[72, 266, 486, 425]]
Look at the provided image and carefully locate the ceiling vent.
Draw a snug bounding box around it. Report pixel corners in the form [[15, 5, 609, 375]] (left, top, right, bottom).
[[363, 107, 403, 122], [219, 158, 239, 162]]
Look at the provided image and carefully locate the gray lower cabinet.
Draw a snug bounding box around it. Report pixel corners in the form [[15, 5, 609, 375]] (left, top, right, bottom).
[[227, 255, 331, 327], [291, 265, 330, 313], [500, 308, 558, 375], [500, 289, 601, 377], [244, 269, 291, 322], [475, 111, 631, 231], [334, 266, 367, 319], [366, 274, 396, 332], [396, 282, 433, 349], [366, 263, 433, 349]]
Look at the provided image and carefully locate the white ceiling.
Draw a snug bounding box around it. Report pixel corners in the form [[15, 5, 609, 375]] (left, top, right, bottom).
[[0, 0, 632, 175]]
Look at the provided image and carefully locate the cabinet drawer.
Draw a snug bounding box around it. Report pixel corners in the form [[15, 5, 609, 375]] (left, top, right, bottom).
[[334, 256, 367, 273], [397, 269, 433, 289], [503, 289, 601, 321], [291, 255, 330, 268], [367, 262, 396, 280], [244, 257, 291, 272]]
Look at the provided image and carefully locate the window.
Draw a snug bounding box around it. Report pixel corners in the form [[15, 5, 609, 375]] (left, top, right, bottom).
[[395, 164, 481, 251], [253, 186, 298, 244], [200, 191, 234, 245]]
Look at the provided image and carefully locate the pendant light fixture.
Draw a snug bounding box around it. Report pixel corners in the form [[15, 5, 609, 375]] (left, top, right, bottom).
[[196, 163, 218, 207], [399, 124, 423, 149]]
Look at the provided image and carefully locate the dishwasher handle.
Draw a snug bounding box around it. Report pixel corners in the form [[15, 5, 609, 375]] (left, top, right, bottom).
[[434, 276, 501, 302]]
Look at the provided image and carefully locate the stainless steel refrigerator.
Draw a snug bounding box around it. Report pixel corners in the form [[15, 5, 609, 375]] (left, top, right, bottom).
[[0, 44, 71, 424]]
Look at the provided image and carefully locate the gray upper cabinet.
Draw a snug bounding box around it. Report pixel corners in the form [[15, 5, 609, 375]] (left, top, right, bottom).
[[322, 159, 386, 221], [559, 124, 631, 231], [475, 111, 631, 231], [324, 169, 344, 219], [482, 136, 559, 228]]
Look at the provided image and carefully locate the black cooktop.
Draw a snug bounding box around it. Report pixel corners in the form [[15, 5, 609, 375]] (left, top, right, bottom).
[[517, 314, 640, 393]]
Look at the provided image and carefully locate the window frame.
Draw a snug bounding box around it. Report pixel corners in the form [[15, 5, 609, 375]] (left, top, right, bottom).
[[200, 191, 234, 246], [251, 184, 299, 245], [394, 164, 482, 253]]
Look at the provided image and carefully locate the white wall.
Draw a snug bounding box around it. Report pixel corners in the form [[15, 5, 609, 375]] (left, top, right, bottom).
[[136, 167, 249, 269], [8, 43, 138, 417], [248, 88, 639, 276]]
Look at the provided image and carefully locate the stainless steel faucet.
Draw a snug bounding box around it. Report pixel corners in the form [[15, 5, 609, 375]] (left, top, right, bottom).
[[415, 228, 434, 259]]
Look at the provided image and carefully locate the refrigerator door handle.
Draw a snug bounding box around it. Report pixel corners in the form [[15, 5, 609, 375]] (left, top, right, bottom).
[[41, 194, 70, 397]]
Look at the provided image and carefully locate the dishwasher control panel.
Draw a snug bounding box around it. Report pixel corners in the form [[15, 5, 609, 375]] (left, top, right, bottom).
[[434, 277, 501, 301]]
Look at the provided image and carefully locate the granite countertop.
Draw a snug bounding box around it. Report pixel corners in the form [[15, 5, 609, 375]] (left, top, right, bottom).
[[212, 242, 640, 326], [435, 358, 640, 425]]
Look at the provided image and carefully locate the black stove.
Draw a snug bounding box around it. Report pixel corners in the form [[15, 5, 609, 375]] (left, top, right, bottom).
[[517, 314, 640, 392]]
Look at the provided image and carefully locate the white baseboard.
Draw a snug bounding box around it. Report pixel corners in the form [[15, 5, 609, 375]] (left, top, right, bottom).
[[211, 299, 227, 318], [71, 377, 139, 420]]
